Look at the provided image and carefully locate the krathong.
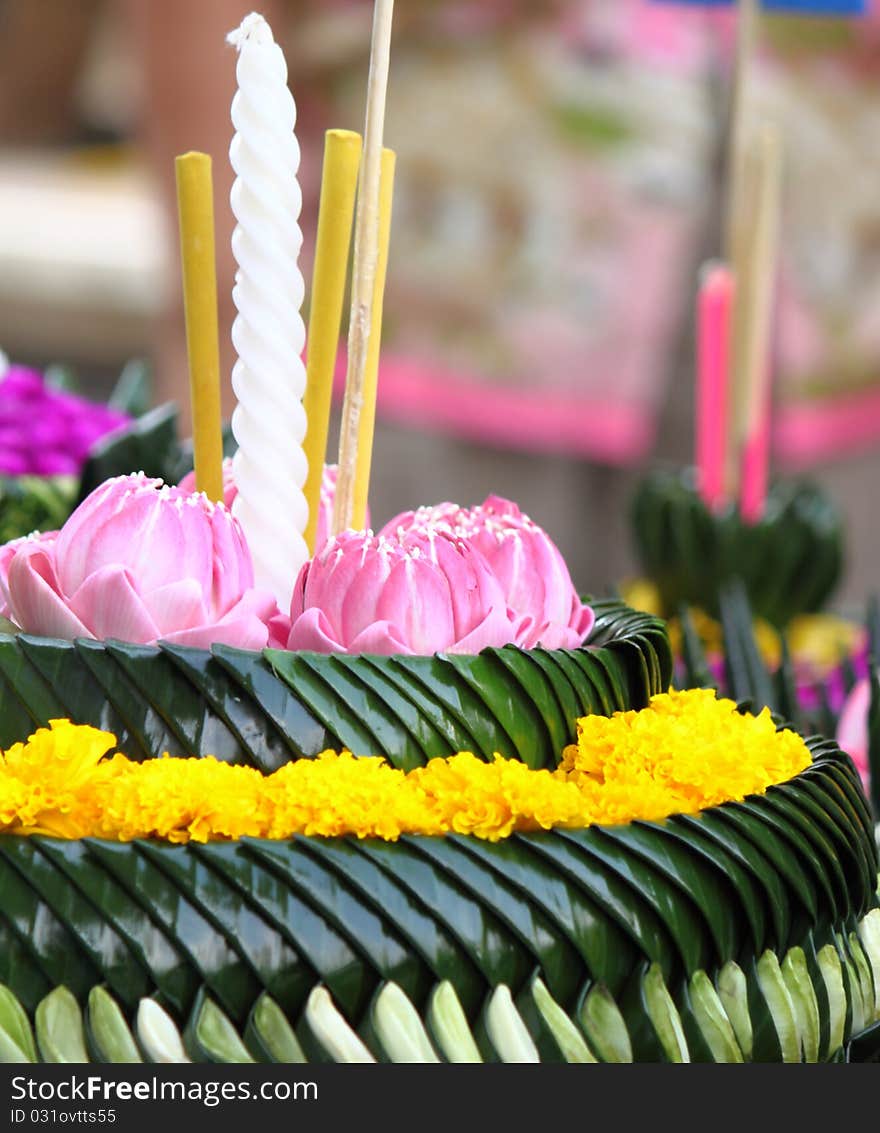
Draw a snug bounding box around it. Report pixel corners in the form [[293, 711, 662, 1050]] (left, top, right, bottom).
[[0, 2, 876, 1068], [0, 690, 810, 844]]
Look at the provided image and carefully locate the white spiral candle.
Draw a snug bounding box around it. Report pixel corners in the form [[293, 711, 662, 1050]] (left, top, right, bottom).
[[227, 12, 308, 612]]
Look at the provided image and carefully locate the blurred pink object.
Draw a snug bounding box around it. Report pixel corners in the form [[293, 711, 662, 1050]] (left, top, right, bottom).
[[5, 473, 279, 649], [287, 527, 528, 656], [337, 198, 694, 464], [380, 495, 594, 649], [561, 0, 719, 69], [836, 677, 871, 793], [739, 414, 772, 525], [695, 264, 733, 512], [0, 530, 57, 621], [178, 460, 360, 553]]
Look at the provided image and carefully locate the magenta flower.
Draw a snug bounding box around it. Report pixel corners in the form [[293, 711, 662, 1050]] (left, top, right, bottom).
[[836, 678, 871, 794], [380, 495, 594, 649], [286, 528, 529, 655], [0, 367, 130, 477], [4, 472, 280, 649], [178, 460, 358, 555]]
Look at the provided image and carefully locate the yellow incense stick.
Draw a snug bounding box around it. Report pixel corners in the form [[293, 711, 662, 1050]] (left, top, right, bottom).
[[302, 129, 363, 555], [739, 125, 782, 446], [174, 152, 224, 504], [723, 0, 758, 264], [333, 0, 395, 537], [352, 147, 396, 532], [727, 151, 756, 495]]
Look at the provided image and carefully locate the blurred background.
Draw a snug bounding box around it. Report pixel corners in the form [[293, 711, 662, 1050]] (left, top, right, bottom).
[[0, 0, 879, 605]]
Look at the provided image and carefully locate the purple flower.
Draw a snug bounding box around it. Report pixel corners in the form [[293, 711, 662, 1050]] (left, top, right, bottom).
[[0, 366, 130, 477]]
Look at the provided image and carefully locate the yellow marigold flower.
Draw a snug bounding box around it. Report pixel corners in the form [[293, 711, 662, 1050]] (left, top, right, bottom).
[[0, 689, 812, 843], [263, 751, 440, 840], [98, 755, 268, 843], [560, 688, 811, 819], [0, 719, 120, 838], [412, 754, 591, 840]]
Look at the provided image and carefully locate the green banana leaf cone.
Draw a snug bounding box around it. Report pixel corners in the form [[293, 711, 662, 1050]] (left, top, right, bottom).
[[631, 467, 844, 630]]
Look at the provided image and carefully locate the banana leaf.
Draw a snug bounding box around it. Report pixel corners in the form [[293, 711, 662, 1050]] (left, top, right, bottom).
[[0, 737, 870, 1051], [631, 466, 844, 629], [0, 599, 671, 768], [0, 476, 78, 546]]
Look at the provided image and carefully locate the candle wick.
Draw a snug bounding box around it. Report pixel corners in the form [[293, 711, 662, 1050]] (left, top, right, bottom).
[[227, 11, 274, 51]]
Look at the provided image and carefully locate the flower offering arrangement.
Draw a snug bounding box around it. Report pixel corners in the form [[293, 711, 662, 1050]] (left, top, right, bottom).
[[0, 0, 875, 1070]]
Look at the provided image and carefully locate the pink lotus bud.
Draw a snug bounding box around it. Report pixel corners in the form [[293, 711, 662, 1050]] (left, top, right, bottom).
[[178, 460, 359, 555], [380, 495, 594, 649], [0, 530, 57, 621], [287, 527, 529, 655], [5, 472, 280, 650], [836, 678, 871, 794]]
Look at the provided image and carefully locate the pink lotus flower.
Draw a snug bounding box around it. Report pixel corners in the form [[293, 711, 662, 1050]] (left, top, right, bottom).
[[0, 530, 57, 621], [178, 460, 359, 554], [836, 677, 871, 794], [286, 528, 529, 655], [380, 495, 594, 649], [4, 472, 280, 649]]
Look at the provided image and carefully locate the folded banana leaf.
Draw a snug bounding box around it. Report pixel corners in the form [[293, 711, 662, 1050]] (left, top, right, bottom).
[[677, 584, 875, 825], [0, 475, 78, 546], [0, 735, 872, 1064], [631, 467, 844, 629], [7, 946, 880, 1066], [0, 598, 672, 769]]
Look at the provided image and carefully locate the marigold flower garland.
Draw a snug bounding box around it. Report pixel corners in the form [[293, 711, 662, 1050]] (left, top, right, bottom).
[[0, 689, 811, 844]]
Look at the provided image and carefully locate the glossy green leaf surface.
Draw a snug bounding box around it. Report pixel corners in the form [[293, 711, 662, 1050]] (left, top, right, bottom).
[[0, 600, 670, 768], [631, 467, 844, 629], [0, 739, 870, 1051]]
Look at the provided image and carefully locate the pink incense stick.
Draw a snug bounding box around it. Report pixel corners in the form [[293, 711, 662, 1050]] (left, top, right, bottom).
[[695, 263, 734, 512]]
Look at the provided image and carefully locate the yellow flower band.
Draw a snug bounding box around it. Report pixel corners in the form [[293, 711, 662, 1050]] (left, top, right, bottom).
[[0, 689, 811, 844]]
